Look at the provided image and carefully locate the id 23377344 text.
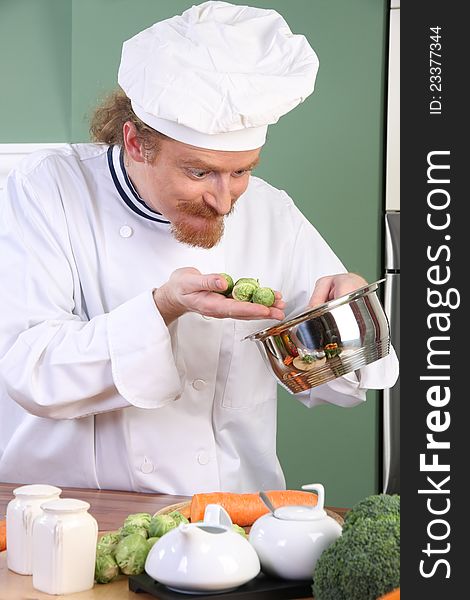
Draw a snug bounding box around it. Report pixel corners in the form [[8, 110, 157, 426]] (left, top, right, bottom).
[[429, 26, 443, 116]]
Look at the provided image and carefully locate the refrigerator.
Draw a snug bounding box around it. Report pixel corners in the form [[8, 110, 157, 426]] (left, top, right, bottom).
[[383, 212, 400, 493], [382, 0, 400, 494]]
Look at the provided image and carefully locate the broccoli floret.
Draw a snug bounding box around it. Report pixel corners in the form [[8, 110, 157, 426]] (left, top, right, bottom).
[[343, 494, 400, 531], [312, 495, 400, 600]]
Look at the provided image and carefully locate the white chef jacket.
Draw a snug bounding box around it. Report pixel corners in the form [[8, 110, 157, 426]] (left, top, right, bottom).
[[0, 144, 398, 494]]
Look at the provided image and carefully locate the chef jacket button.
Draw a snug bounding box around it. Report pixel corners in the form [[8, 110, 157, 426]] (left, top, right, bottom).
[[119, 225, 133, 238], [197, 451, 210, 465], [192, 379, 206, 390], [140, 458, 154, 474]]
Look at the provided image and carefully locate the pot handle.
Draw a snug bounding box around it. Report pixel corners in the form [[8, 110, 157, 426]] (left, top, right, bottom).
[[301, 483, 325, 511]]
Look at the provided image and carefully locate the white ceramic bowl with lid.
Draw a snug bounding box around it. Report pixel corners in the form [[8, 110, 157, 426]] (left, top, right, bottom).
[[249, 483, 342, 580]]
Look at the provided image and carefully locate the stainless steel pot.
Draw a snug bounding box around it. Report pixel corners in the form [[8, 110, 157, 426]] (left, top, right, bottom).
[[245, 280, 390, 394]]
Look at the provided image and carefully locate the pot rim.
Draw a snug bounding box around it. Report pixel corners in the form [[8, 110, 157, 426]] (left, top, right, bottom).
[[244, 279, 385, 341]]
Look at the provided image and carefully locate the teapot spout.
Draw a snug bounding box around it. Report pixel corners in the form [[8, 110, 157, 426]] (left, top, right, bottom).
[[178, 523, 195, 537]]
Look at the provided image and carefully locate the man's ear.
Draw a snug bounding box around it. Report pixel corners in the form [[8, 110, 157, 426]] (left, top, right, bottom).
[[123, 121, 145, 163]]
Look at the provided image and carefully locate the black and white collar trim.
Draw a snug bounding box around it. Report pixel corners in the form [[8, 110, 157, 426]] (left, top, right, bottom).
[[107, 145, 170, 224]]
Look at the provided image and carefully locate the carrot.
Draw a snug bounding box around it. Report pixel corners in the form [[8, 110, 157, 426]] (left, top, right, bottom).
[[377, 589, 400, 600], [190, 490, 318, 526], [0, 519, 6, 552]]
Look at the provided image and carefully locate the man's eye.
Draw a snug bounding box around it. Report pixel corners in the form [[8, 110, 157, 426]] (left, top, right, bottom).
[[232, 169, 250, 178], [188, 169, 209, 179]]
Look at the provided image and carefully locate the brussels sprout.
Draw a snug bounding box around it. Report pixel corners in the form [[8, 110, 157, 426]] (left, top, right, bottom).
[[216, 273, 234, 297], [118, 512, 151, 539], [147, 536, 160, 550], [168, 510, 189, 526], [232, 523, 247, 538], [251, 287, 275, 307], [232, 282, 257, 302], [114, 533, 150, 576], [148, 514, 177, 538], [95, 553, 120, 584], [123, 512, 151, 530], [119, 524, 148, 539], [96, 532, 120, 556], [234, 277, 260, 288]]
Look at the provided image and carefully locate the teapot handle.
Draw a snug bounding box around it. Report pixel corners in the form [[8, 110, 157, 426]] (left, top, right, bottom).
[[203, 504, 233, 529], [301, 483, 325, 512]]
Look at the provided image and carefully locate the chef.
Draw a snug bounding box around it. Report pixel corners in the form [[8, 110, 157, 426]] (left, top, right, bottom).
[[0, 1, 398, 494]]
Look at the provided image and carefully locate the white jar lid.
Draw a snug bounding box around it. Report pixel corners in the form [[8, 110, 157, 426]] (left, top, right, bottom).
[[40, 498, 90, 513], [274, 505, 327, 521], [13, 484, 62, 498]]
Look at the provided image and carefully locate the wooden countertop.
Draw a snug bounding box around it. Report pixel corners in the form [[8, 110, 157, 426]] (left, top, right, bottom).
[[0, 483, 190, 532], [0, 483, 348, 600]]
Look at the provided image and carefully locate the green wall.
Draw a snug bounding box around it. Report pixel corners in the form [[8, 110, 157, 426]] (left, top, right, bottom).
[[0, 0, 388, 507]]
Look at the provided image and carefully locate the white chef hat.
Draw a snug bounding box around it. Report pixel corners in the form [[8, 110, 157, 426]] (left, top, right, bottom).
[[118, 1, 319, 151]]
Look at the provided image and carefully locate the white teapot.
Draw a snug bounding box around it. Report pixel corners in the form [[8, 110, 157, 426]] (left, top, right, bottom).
[[249, 483, 342, 580], [145, 504, 260, 593]]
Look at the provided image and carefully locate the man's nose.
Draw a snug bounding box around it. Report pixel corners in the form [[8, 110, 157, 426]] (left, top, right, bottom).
[[203, 176, 234, 215]]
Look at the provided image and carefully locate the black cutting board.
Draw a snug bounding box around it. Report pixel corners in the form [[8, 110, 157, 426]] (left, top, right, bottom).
[[128, 572, 313, 600]]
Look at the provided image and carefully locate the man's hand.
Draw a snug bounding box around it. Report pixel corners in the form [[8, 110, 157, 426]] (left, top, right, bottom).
[[308, 273, 368, 307], [153, 267, 286, 325]]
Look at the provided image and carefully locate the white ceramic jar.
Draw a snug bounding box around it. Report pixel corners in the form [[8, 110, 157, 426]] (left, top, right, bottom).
[[6, 483, 62, 575], [32, 498, 98, 595]]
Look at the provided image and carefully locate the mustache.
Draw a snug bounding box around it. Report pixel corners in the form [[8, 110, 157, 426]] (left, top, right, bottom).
[[176, 199, 237, 219]]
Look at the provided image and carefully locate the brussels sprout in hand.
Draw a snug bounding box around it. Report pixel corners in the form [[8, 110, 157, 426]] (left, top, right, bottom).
[[215, 273, 234, 297], [227, 274, 278, 308], [234, 277, 260, 288], [114, 533, 150, 576], [232, 282, 257, 302], [148, 514, 177, 538], [251, 287, 275, 307], [153, 267, 285, 323], [95, 553, 120, 584]]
